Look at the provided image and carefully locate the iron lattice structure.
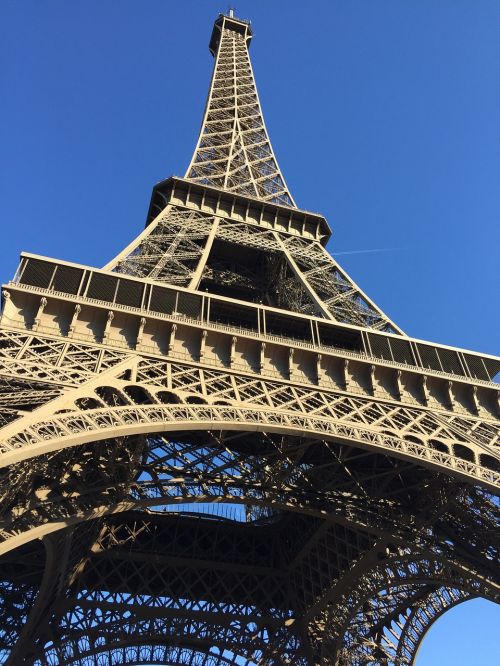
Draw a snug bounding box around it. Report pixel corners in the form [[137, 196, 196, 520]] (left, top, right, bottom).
[[0, 12, 498, 666]]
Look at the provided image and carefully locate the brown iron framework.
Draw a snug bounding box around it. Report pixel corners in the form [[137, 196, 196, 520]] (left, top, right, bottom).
[[0, 11, 498, 666]]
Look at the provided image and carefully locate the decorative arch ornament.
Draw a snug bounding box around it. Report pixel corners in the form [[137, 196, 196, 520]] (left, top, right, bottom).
[[0, 8, 498, 666]]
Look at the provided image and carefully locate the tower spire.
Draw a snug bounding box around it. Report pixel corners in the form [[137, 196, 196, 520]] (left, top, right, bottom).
[[0, 10, 499, 666], [103, 12, 402, 333], [185, 13, 296, 207]]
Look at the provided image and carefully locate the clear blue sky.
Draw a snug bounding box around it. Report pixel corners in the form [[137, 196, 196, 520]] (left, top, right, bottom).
[[1, 1, 499, 661]]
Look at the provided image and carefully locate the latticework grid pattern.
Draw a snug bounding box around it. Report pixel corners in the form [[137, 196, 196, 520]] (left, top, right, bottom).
[[0, 10, 498, 666], [186, 19, 295, 206]]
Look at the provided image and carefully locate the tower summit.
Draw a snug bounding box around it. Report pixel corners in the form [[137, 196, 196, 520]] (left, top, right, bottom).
[[190, 12, 294, 206], [0, 11, 498, 666], [105, 12, 402, 332]]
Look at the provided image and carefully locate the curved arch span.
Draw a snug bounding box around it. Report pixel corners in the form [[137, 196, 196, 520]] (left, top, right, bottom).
[[43, 640, 257, 666], [0, 404, 497, 490], [0, 485, 403, 557], [400, 591, 473, 665], [313, 554, 499, 664]]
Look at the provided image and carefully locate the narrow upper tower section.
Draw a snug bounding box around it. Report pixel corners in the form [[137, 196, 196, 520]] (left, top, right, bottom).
[[185, 13, 296, 207]]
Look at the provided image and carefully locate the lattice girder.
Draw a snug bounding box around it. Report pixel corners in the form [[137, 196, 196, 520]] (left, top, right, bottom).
[[1, 8, 499, 666], [186, 15, 295, 207], [0, 329, 497, 664], [2, 509, 496, 666], [0, 430, 498, 664], [0, 355, 497, 489], [104, 195, 403, 332], [307, 550, 498, 665]]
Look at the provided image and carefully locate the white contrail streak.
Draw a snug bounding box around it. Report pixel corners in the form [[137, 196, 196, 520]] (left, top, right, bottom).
[[332, 248, 398, 257]]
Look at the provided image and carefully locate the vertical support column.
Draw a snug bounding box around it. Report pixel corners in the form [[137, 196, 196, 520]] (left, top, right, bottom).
[[136, 317, 146, 350], [369, 364, 376, 396], [102, 311, 114, 343], [316, 354, 322, 386], [421, 376, 430, 406], [259, 342, 266, 374], [395, 370, 403, 400], [0, 289, 11, 325], [230, 336, 237, 369], [68, 304, 81, 336], [288, 348, 294, 381], [187, 218, 220, 290], [199, 329, 208, 361], [447, 381, 455, 411], [168, 324, 177, 355], [471, 386, 480, 415], [32, 297, 48, 332], [342, 359, 349, 391]]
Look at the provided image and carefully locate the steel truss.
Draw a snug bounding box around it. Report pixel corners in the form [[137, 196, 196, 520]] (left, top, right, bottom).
[[0, 9, 498, 666], [185, 17, 295, 206]]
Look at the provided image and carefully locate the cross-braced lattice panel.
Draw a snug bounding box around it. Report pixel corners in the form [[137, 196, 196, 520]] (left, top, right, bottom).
[[34, 513, 307, 666], [0, 435, 145, 546], [0, 330, 128, 387], [308, 550, 499, 666], [112, 207, 217, 285], [0, 540, 45, 663], [280, 234, 401, 332], [0, 426, 498, 665], [198, 220, 319, 311], [2, 414, 498, 576], [1, 356, 498, 489], [334, 585, 470, 666], [40, 644, 260, 666], [0, 376, 62, 427], [187, 26, 295, 207]]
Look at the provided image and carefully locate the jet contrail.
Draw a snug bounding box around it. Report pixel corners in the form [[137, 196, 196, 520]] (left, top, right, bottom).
[[332, 248, 399, 257]]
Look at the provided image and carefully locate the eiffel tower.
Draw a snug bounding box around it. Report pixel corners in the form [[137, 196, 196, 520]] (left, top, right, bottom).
[[1, 11, 498, 666]]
